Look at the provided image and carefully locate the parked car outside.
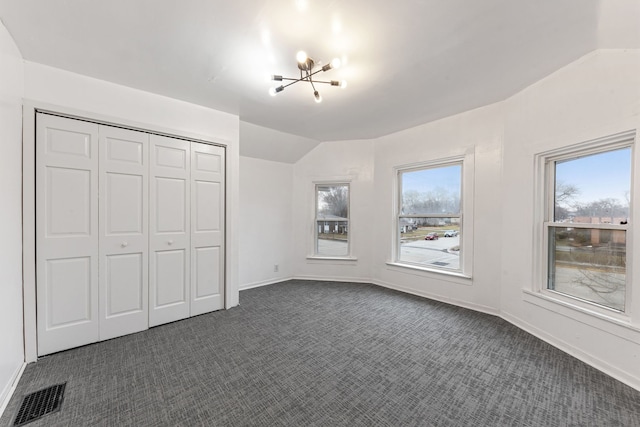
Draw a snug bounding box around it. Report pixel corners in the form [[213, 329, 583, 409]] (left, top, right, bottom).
[[425, 232, 439, 240], [444, 230, 458, 237]]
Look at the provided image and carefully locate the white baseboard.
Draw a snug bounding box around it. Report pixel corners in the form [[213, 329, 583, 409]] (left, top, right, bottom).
[[0, 362, 26, 419], [292, 274, 374, 284], [244, 275, 499, 316], [371, 278, 500, 317], [502, 311, 640, 392], [239, 277, 293, 291], [239, 276, 372, 291]]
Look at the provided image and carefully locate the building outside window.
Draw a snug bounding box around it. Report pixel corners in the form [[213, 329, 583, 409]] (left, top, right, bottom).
[[396, 161, 463, 272], [315, 183, 349, 257], [544, 140, 632, 312]]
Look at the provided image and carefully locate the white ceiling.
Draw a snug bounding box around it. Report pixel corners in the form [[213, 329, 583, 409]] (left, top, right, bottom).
[[1, 0, 639, 146]]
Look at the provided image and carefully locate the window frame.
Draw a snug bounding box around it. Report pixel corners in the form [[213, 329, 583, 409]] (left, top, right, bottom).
[[534, 132, 635, 318], [392, 155, 473, 277], [312, 182, 352, 259]]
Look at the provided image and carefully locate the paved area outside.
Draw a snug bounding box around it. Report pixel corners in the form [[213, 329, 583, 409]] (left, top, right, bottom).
[[317, 239, 349, 256], [317, 236, 461, 268], [400, 236, 460, 269], [552, 265, 625, 311]]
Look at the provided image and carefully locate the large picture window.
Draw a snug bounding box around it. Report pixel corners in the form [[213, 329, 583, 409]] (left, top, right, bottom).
[[397, 162, 463, 272], [545, 143, 632, 312], [315, 184, 349, 257]]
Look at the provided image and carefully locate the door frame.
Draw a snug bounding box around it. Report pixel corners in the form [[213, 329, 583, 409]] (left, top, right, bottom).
[[22, 101, 232, 362]]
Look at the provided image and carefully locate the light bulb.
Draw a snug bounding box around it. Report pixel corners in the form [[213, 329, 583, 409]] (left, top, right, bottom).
[[296, 51, 308, 63], [330, 57, 341, 69], [268, 87, 277, 96], [314, 91, 322, 103], [340, 80, 348, 89]]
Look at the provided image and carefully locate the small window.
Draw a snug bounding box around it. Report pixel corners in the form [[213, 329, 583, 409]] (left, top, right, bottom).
[[315, 184, 349, 257], [545, 144, 632, 312], [397, 162, 463, 272]]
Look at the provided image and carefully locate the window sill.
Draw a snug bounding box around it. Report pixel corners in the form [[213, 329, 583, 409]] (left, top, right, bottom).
[[306, 256, 358, 263], [522, 290, 640, 343], [385, 262, 472, 285]]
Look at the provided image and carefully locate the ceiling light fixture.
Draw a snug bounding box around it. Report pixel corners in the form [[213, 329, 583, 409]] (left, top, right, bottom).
[[269, 51, 346, 103]]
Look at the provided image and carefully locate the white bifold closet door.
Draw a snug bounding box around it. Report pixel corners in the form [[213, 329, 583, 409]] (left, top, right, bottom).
[[36, 114, 225, 355], [190, 143, 225, 316], [98, 126, 149, 340], [149, 135, 191, 326], [149, 136, 225, 326], [36, 114, 100, 355]]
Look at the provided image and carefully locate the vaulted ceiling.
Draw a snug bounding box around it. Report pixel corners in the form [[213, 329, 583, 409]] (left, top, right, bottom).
[[1, 0, 638, 148]]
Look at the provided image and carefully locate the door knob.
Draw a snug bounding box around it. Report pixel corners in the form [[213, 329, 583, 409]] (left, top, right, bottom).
[[168, 240, 174, 245], [121, 242, 128, 248]]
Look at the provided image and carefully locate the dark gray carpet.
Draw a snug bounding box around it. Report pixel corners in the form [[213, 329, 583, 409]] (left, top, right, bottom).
[[2, 280, 640, 426]]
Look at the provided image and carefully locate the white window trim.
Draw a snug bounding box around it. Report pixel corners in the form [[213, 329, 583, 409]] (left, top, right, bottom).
[[307, 180, 354, 261], [391, 152, 474, 277], [532, 130, 636, 322]]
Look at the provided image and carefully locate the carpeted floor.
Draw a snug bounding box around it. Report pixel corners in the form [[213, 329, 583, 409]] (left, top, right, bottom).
[[2, 280, 640, 426]]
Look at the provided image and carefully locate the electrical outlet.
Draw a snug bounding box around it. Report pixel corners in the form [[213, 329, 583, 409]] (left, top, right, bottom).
[[274, 264, 279, 272]]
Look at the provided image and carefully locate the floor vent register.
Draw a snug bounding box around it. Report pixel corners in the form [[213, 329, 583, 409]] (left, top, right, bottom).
[[13, 382, 66, 426]]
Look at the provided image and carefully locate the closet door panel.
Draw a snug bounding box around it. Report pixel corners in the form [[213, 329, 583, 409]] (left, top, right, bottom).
[[105, 253, 143, 315], [149, 135, 191, 326], [36, 114, 100, 356], [191, 143, 225, 315], [155, 177, 187, 232], [194, 246, 220, 300], [46, 167, 92, 235], [99, 126, 149, 340], [45, 257, 92, 327], [154, 249, 187, 306]]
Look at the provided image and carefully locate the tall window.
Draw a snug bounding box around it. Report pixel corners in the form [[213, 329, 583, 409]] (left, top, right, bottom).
[[397, 162, 462, 271], [315, 184, 349, 257], [545, 143, 632, 312]]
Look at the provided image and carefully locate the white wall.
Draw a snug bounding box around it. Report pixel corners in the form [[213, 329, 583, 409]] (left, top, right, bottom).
[[21, 61, 241, 361], [239, 121, 320, 164], [292, 139, 375, 282], [24, 62, 239, 146], [0, 20, 25, 411], [501, 49, 640, 388], [239, 156, 294, 289], [372, 102, 504, 314]]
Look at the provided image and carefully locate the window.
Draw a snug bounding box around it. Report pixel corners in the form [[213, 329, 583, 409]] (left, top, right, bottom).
[[544, 142, 632, 312], [396, 161, 463, 272], [315, 184, 349, 257]]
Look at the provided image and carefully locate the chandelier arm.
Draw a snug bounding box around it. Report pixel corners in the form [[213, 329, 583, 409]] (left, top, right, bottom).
[[307, 67, 326, 80], [281, 80, 304, 90], [307, 69, 317, 90], [279, 65, 331, 82], [280, 77, 335, 85], [280, 74, 315, 88]]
